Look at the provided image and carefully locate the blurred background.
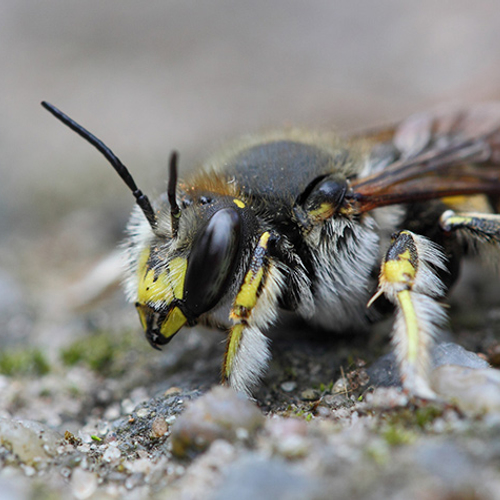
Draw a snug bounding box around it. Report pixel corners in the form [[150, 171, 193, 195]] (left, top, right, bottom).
[[1, 0, 500, 351]]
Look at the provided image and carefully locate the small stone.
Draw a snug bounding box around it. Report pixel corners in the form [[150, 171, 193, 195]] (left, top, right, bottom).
[[432, 342, 490, 370], [280, 381, 297, 392], [364, 387, 409, 409], [322, 394, 351, 409], [164, 387, 182, 396], [300, 389, 319, 401], [0, 418, 61, 465], [76, 444, 91, 454], [121, 399, 135, 414], [151, 416, 169, 438], [211, 455, 320, 500], [136, 408, 149, 419], [170, 386, 264, 458], [332, 377, 349, 394], [102, 444, 121, 462], [104, 404, 121, 420], [430, 365, 500, 415], [316, 406, 332, 418], [22, 466, 36, 477], [71, 468, 97, 500], [266, 417, 307, 439]]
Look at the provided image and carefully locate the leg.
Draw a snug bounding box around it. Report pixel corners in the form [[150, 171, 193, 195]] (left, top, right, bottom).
[[368, 230, 448, 398], [440, 209, 500, 245], [223, 231, 285, 395]]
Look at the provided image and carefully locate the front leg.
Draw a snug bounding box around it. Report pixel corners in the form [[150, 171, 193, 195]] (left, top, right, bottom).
[[222, 231, 285, 395], [368, 230, 448, 398]]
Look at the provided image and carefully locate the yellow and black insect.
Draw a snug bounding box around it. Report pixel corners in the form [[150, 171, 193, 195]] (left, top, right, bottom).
[[42, 101, 500, 397]]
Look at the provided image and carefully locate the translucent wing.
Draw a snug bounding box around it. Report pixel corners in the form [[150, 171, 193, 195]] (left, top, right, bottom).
[[346, 104, 500, 214]]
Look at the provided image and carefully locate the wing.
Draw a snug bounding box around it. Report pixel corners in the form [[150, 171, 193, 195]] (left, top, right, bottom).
[[345, 104, 500, 214]]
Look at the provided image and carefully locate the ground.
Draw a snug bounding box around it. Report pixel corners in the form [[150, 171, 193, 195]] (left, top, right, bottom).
[[1, 251, 500, 499]]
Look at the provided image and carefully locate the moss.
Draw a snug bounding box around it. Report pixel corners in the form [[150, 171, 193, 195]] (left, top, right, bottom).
[[0, 348, 50, 377], [59, 329, 145, 376], [382, 424, 416, 446], [414, 405, 443, 429], [318, 380, 334, 393]]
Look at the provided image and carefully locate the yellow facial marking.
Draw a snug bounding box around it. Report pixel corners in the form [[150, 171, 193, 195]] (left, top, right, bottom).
[[233, 198, 246, 209], [224, 323, 244, 378], [136, 304, 149, 331], [168, 257, 188, 300], [136, 249, 187, 306], [160, 306, 187, 339], [397, 290, 419, 363]]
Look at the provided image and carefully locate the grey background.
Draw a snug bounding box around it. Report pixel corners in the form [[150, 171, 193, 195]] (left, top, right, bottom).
[[1, 0, 500, 343]]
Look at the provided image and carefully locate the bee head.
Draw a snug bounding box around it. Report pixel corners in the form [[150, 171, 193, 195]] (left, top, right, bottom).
[[40, 102, 247, 350], [132, 191, 246, 349]]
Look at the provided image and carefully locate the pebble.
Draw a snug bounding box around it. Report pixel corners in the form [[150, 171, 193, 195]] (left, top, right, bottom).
[[71, 468, 98, 500], [333, 377, 349, 394], [0, 418, 61, 464], [364, 388, 409, 409], [164, 387, 182, 396], [136, 408, 149, 419], [151, 416, 169, 438], [211, 455, 321, 500], [300, 389, 319, 401], [432, 342, 490, 370], [170, 386, 264, 458], [367, 342, 490, 389], [280, 381, 297, 392], [430, 365, 500, 416], [322, 394, 351, 409], [102, 444, 121, 462]]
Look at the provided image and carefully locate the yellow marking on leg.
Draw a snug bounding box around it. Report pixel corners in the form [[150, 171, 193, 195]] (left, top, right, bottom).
[[224, 323, 244, 380], [225, 231, 272, 383], [397, 290, 419, 363], [233, 198, 246, 209], [230, 231, 271, 320], [382, 250, 416, 284], [442, 213, 473, 228]]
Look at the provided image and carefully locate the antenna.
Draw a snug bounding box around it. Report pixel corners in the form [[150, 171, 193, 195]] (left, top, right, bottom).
[[168, 151, 181, 237], [41, 101, 158, 231]]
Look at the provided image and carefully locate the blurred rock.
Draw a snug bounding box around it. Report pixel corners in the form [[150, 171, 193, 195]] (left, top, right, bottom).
[[432, 342, 490, 370], [0, 418, 62, 465], [211, 455, 323, 500], [430, 365, 500, 416], [367, 341, 490, 388], [70, 467, 98, 500], [170, 386, 264, 458]]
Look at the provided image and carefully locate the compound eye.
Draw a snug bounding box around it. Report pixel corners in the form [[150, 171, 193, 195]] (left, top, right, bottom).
[[183, 207, 241, 317]]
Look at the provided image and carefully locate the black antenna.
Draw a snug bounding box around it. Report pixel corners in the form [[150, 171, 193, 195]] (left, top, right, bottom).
[[41, 101, 158, 231], [167, 151, 181, 237]]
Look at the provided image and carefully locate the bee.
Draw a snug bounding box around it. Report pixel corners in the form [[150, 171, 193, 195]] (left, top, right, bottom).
[[42, 101, 500, 398]]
